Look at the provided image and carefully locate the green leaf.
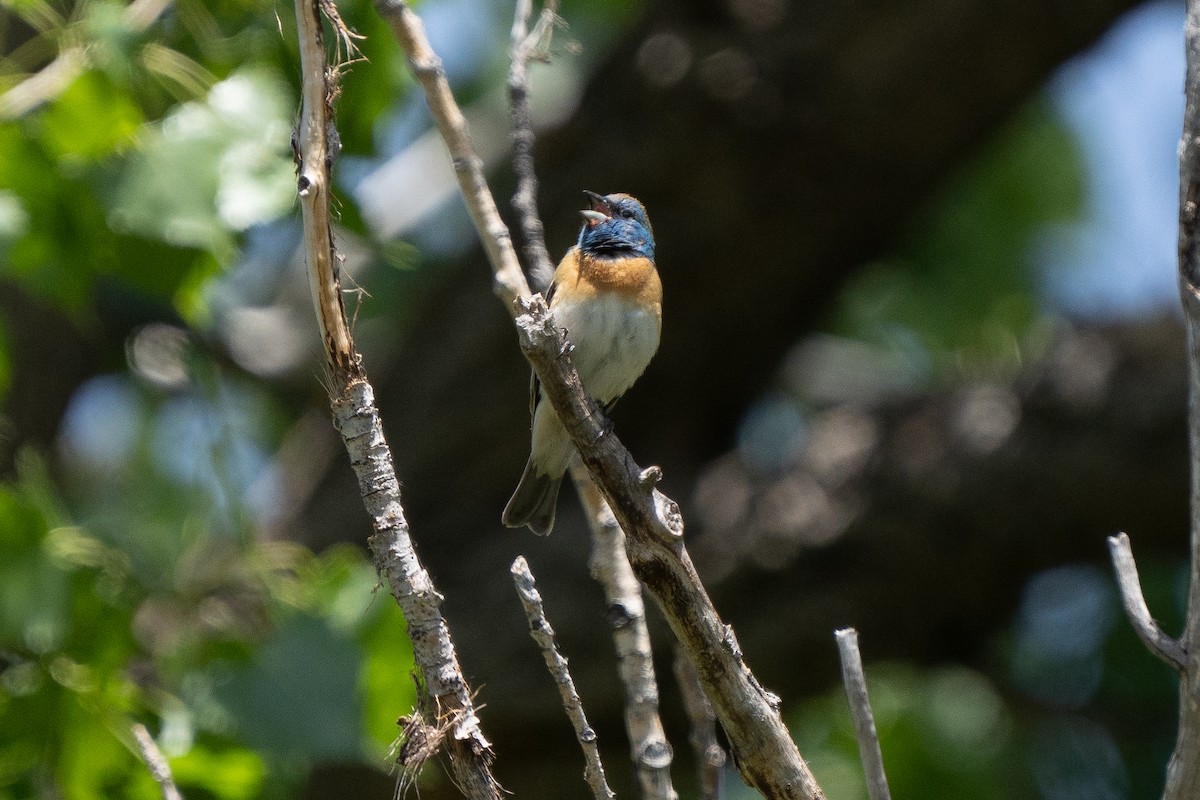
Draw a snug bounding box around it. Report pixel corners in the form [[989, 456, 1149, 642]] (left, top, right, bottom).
[[39, 71, 143, 161], [170, 743, 267, 800], [105, 67, 296, 263], [211, 613, 361, 761]]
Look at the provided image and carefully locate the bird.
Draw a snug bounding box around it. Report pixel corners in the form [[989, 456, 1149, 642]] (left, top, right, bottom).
[[502, 191, 662, 536]]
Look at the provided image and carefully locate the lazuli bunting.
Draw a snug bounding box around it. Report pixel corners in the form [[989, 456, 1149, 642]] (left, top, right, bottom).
[[502, 191, 662, 536]]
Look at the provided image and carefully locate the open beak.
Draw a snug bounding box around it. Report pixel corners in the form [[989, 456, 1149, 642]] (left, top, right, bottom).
[[580, 190, 610, 226]]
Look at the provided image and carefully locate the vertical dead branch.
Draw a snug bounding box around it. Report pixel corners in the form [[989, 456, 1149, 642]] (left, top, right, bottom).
[[131, 723, 183, 800], [294, 0, 358, 381], [834, 629, 891, 800], [1147, 3, 1200, 796], [672, 651, 725, 800], [511, 557, 616, 800], [292, 3, 500, 798], [574, 468, 679, 800]]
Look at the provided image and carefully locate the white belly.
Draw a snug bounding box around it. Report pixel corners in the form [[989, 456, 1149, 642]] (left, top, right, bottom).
[[553, 293, 660, 403], [528, 292, 660, 477]]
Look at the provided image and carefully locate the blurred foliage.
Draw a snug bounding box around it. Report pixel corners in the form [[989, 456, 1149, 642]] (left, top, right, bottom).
[[0, 0, 409, 324], [0, 0, 555, 791], [758, 560, 1179, 800], [828, 101, 1084, 380], [0, 442, 417, 797]]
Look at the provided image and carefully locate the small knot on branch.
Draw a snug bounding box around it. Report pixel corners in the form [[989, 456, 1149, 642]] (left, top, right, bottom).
[[408, 53, 445, 79], [605, 601, 634, 629], [638, 739, 675, 769], [639, 466, 662, 486], [514, 293, 556, 352]]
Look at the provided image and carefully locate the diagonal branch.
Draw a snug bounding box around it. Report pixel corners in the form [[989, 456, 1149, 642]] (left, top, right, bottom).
[[375, 0, 530, 310], [514, 297, 824, 800], [131, 723, 183, 800], [511, 556, 615, 800], [292, 2, 499, 798]]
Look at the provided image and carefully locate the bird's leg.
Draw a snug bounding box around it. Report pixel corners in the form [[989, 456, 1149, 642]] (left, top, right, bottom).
[[590, 406, 615, 445], [557, 332, 574, 358]]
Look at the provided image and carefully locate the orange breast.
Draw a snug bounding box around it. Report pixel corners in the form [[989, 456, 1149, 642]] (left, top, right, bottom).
[[552, 248, 662, 314]]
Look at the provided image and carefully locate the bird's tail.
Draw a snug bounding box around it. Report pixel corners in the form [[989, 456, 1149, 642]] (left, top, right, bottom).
[[502, 459, 563, 536]]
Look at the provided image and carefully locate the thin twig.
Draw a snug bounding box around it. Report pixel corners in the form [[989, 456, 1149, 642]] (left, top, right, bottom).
[[574, 467, 678, 800], [375, 0, 531, 310], [131, 723, 183, 800], [507, 0, 559, 290], [292, 2, 500, 798], [834, 629, 891, 800], [511, 556, 615, 800], [378, 4, 823, 796], [672, 650, 725, 800], [1107, 533, 1186, 670]]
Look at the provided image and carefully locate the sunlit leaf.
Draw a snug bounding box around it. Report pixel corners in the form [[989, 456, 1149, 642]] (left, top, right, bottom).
[[106, 67, 295, 263], [170, 743, 267, 800]]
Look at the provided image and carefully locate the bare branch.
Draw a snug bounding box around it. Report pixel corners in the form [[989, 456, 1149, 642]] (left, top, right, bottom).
[[511, 556, 615, 800], [1160, 3, 1200, 796], [131, 723, 183, 800], [292, 3, 500, 797], [507, 0, 560, 290], [834, 629, 892, 800], [574, 468, 678, 800], [1106, 533, 1186, 669], [672, 650, 725, 800], [294, 0, 359, 383], [374, 0, 531, 310]]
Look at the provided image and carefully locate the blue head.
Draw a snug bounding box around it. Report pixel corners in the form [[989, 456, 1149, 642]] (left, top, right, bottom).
[[578, 191, 655, 261]]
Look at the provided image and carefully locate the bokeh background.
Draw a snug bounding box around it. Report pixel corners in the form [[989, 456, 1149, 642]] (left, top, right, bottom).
[[0, 0, 1193, 797]]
